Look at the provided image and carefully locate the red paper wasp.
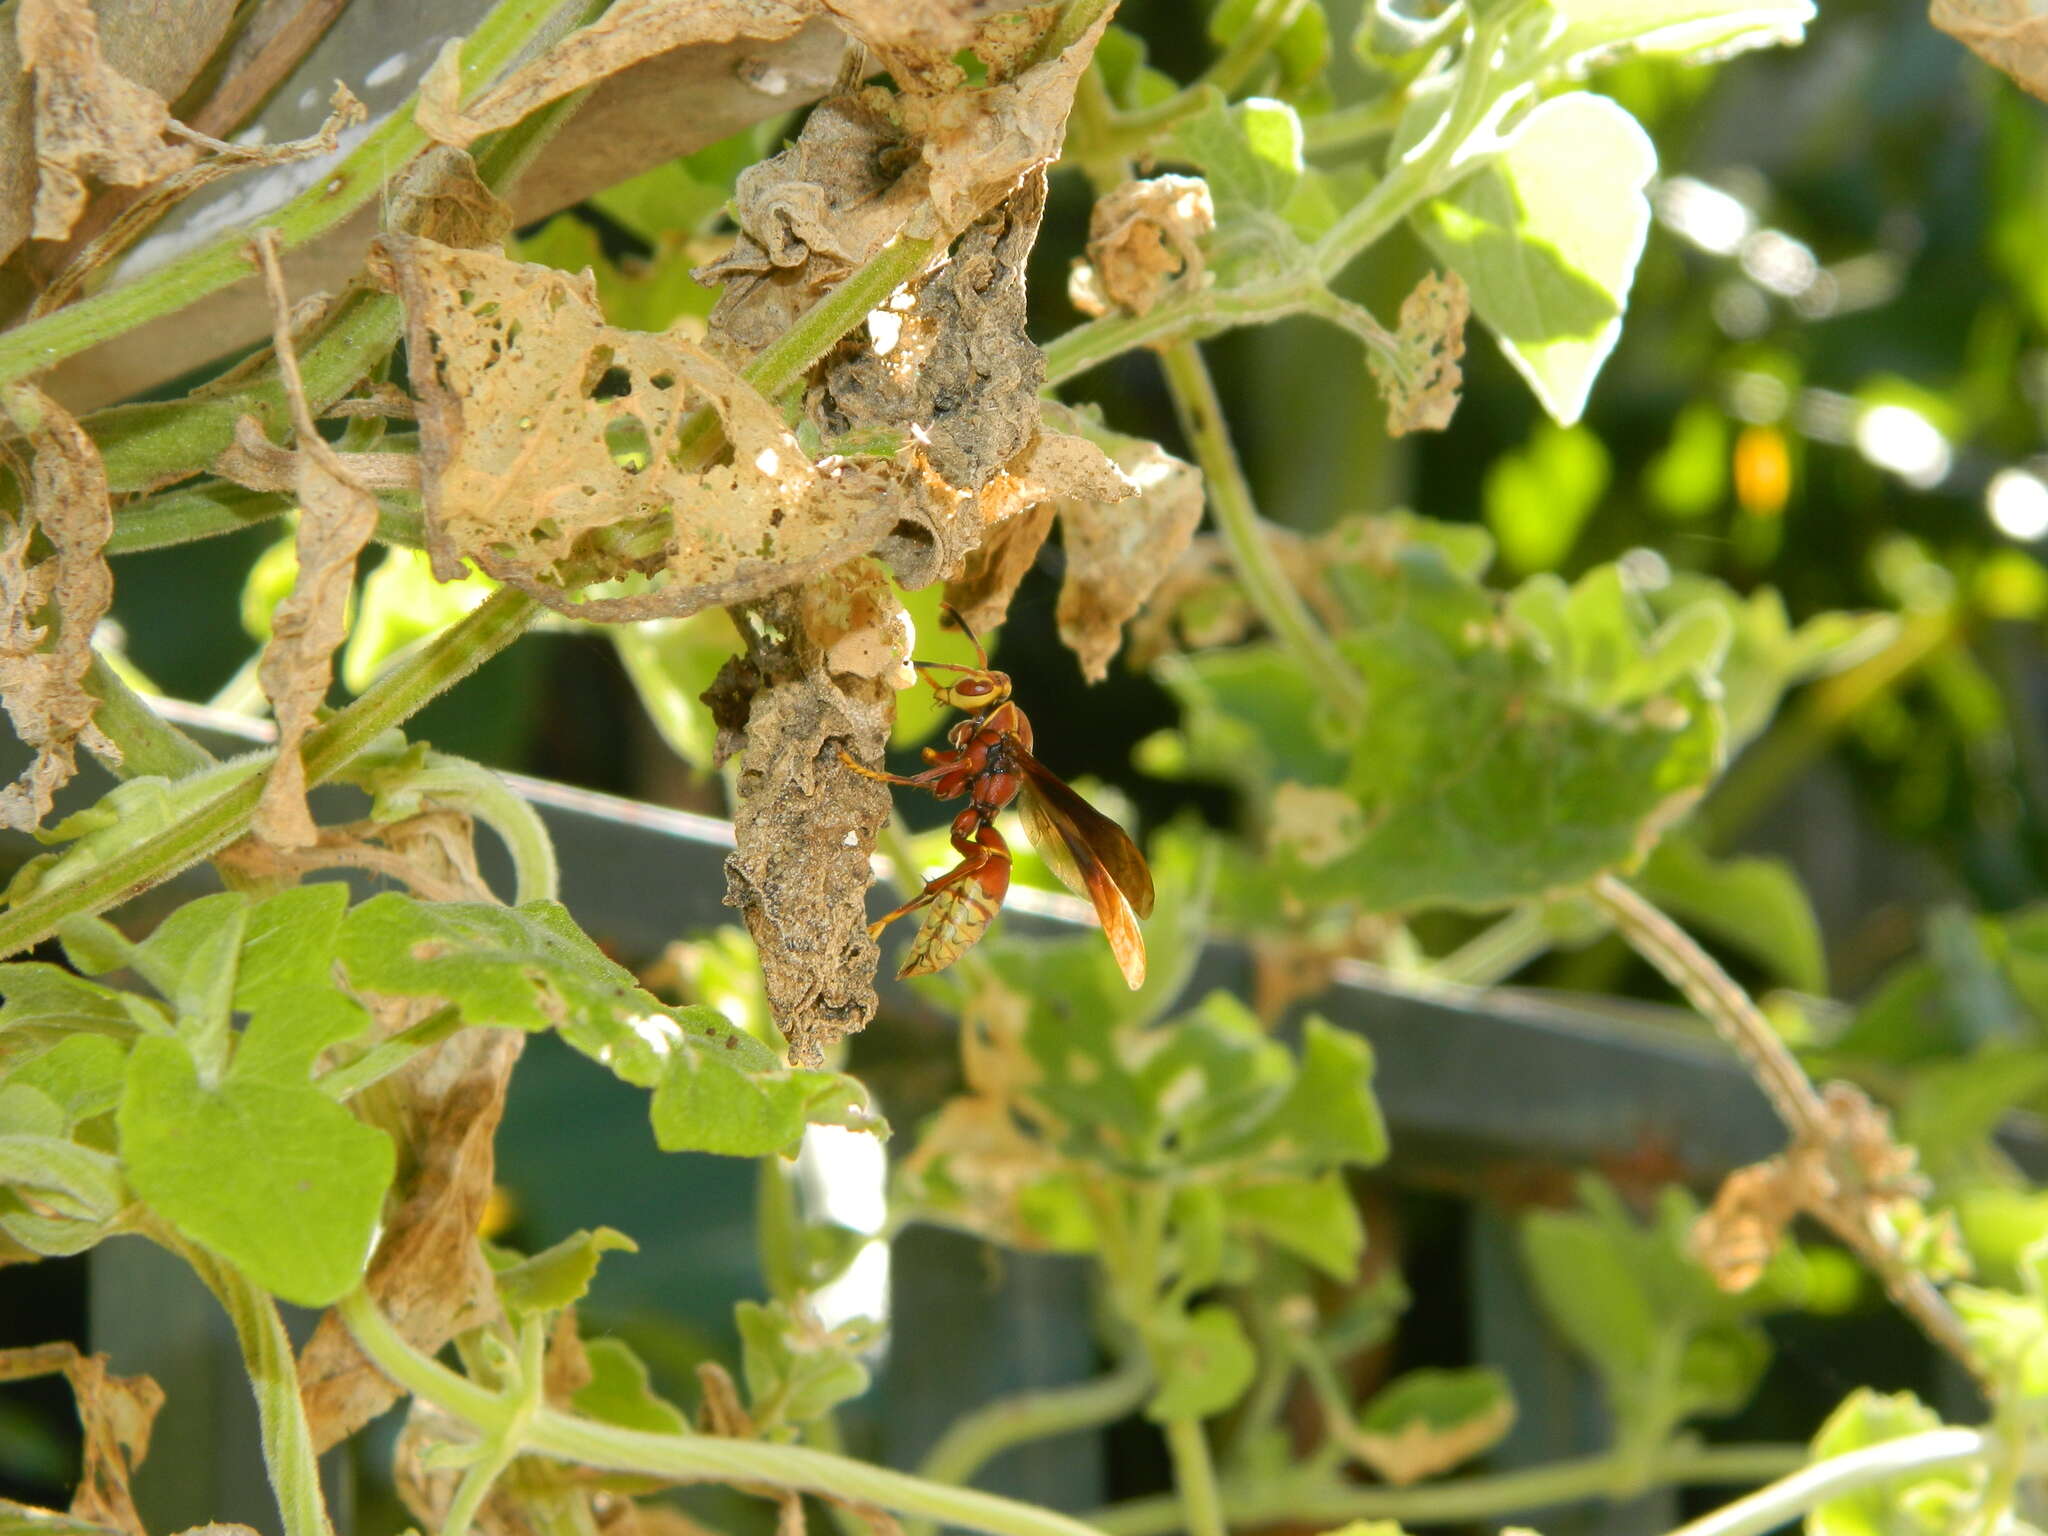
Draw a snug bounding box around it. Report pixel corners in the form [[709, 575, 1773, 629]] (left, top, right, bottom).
[[840, 610, 1154, 988]]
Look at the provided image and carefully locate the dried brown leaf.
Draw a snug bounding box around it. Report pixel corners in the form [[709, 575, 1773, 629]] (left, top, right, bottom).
[[416, 0, 819, 149], [219, 809, 494, 906], [1370, 270, 1468, 437], [377, 235, 900, 620], [18, 0, 199, 241], [0, 1343, 164, 1536], [0, 384, 114, 831], [388, 145, 514, 252], [1932, 0, 2048, 99], [1068, 175, 1214, 318], [944, 500, 1054, 634], [301, 1025, 520, 1451], [1054, 433, 1202, 681], [721, 603, 892, 1064], [247, 232, 380, 849], [820, 1, 1053, 90], [1694, 1157, 1807, 1293]]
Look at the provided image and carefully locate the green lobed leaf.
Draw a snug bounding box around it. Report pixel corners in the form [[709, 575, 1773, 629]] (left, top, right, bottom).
[[1266, 1018, 1390, 1167], [0, 1035, 127, 1128], [1638, 836, 1826, 992], [1542, 0, 1815, 73], [1224, 1172, 1363, 1280], [735, 1299, 878, 1436], [0, 1134, 126, 1255], [1806, 1389, 1973, 1536], [1146, 1303, 1257, 1422], [573, 1336, 690, 1435], [1353, 1366, 1515, 1485], [650, 1022, 876, 1158], [118, 1033, 395, 1306], [1171, 92, 1305, 214], [1413, 92, 1656, 425], [494, 1227, 639, 1316], [1483, 422, 1611, 574]]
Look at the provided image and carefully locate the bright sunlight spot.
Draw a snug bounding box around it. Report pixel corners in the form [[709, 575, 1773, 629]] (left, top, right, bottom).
[[798, 1123, 888, 1235], [1987, 468, 2048, 542], [810, 1239, 891, 1333], [1656, 175, 1754, 255], [1854, 403, 1951, 490]]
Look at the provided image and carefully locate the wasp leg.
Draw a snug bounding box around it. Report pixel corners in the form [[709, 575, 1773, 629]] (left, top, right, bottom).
[[838, 748, 963, 791]]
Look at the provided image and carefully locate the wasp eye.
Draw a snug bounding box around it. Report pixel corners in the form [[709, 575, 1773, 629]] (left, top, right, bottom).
[[955, 678, 992, 698]]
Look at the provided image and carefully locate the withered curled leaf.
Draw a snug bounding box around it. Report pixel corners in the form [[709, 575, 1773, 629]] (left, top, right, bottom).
[[301, 1026, 520, 1451], [1054, 432, 1203, 682], [0, 1343, 164, 1536], [18, 0, 199, 241], [1069, 174, 1214, 318], [247, 231, 379, 850], [377, 235, 900, 621], [414, 0, 819, 149], [1931, 0, 2048, 101], [0, 383, 115, 832], [1370, 270, 1468, 438]]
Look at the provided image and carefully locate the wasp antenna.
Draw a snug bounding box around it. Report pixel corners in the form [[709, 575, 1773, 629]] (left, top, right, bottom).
[[938, 602, 990, 669]]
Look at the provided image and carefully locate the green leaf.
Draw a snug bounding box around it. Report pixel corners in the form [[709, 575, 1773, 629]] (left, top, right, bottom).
[[573, 1336, 690, 1434], [1354, 1366, 1515, 1485], [0, 1036, 127, 1128], [1209, 0, 1331, 92], [1413, 93, 1656, 424], [650, 1024, 875, 1158], [0, 965, 135, 1050], [1146, 1304, 1256, 1422], [1266, 1018, 1388, 1167], [1543, 0, 1815, 72], [1950, 1281, 2048, 1400], [1171, 92, 1305, 214], [0, 1134, 125, 1255], [1225, 1172, 1362, 1279], [1483, 422, 1611, 574], [494, 1227, 638, 1316], [1806, 1389, 1973, 1536], [342, 548, 493, 693], [1638, 837, 1826, 992], [118, 1034, 395, 1306], [130, 891, 246, 1064], [735, 1299, 877, 1435], [5, 761, 267, 907], [1645, 401, 1728, 521]]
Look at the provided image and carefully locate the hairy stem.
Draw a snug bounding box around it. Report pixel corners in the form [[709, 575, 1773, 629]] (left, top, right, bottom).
[[1591, 875, 1983, 1386], [83, 653, 216, 780], [167, 1231, 333, 1536], [1155, 339, 1366, 730], [1163, 1419, 1228, 1536], [339, 1289, 1116, 1536], [915, 1359, 1153, 1492], [1089, 1441, 1811, 1536]]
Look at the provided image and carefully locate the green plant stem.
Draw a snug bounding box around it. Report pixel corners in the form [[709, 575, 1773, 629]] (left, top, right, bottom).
[[83, 653, 216, 779], [1669, 1430, 2048, 1536], [319, 1004, 464, 1100], [108, 482, 426, 555], [1591, 875, 1986, 1390], [1041, 277, 1319, 388], [1162, 1419, 1228, 1536], [0, 0, 581, 389], [1089, 1441, 1811, 1536], [339, 1288, 1117, 1536], [1155, 339, 1366, 731], [1104, 0, 1304, 141], [1432, 903, 1553, 987], [1302, 95, 1406, 153], [915, 1359, 1153, 1491], [1312, 3, 1538, 281], [0, 586, 538, 960], [442, 1316, 549, 1536], [167, 1231, 333, 1536]]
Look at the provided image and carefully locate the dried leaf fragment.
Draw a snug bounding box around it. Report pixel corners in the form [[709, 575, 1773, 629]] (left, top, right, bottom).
[[0, 384, 115, 831], [1370, 270, 1468, 438], [1932, 0, 2048, 101], [1069, 175, 1214, 318], [247, 231, 380, 849], [301, 1025, 520, 1451], [415, 0, 818, 148], [378, 235, 899, 620], [18, 0, 200, 241], [0, 1343, 164, 1536], [1054, 433, 1203, 681]]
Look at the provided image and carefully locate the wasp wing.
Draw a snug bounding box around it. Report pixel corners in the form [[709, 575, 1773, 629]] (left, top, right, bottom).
[[1013, 748, 1152, 990]]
